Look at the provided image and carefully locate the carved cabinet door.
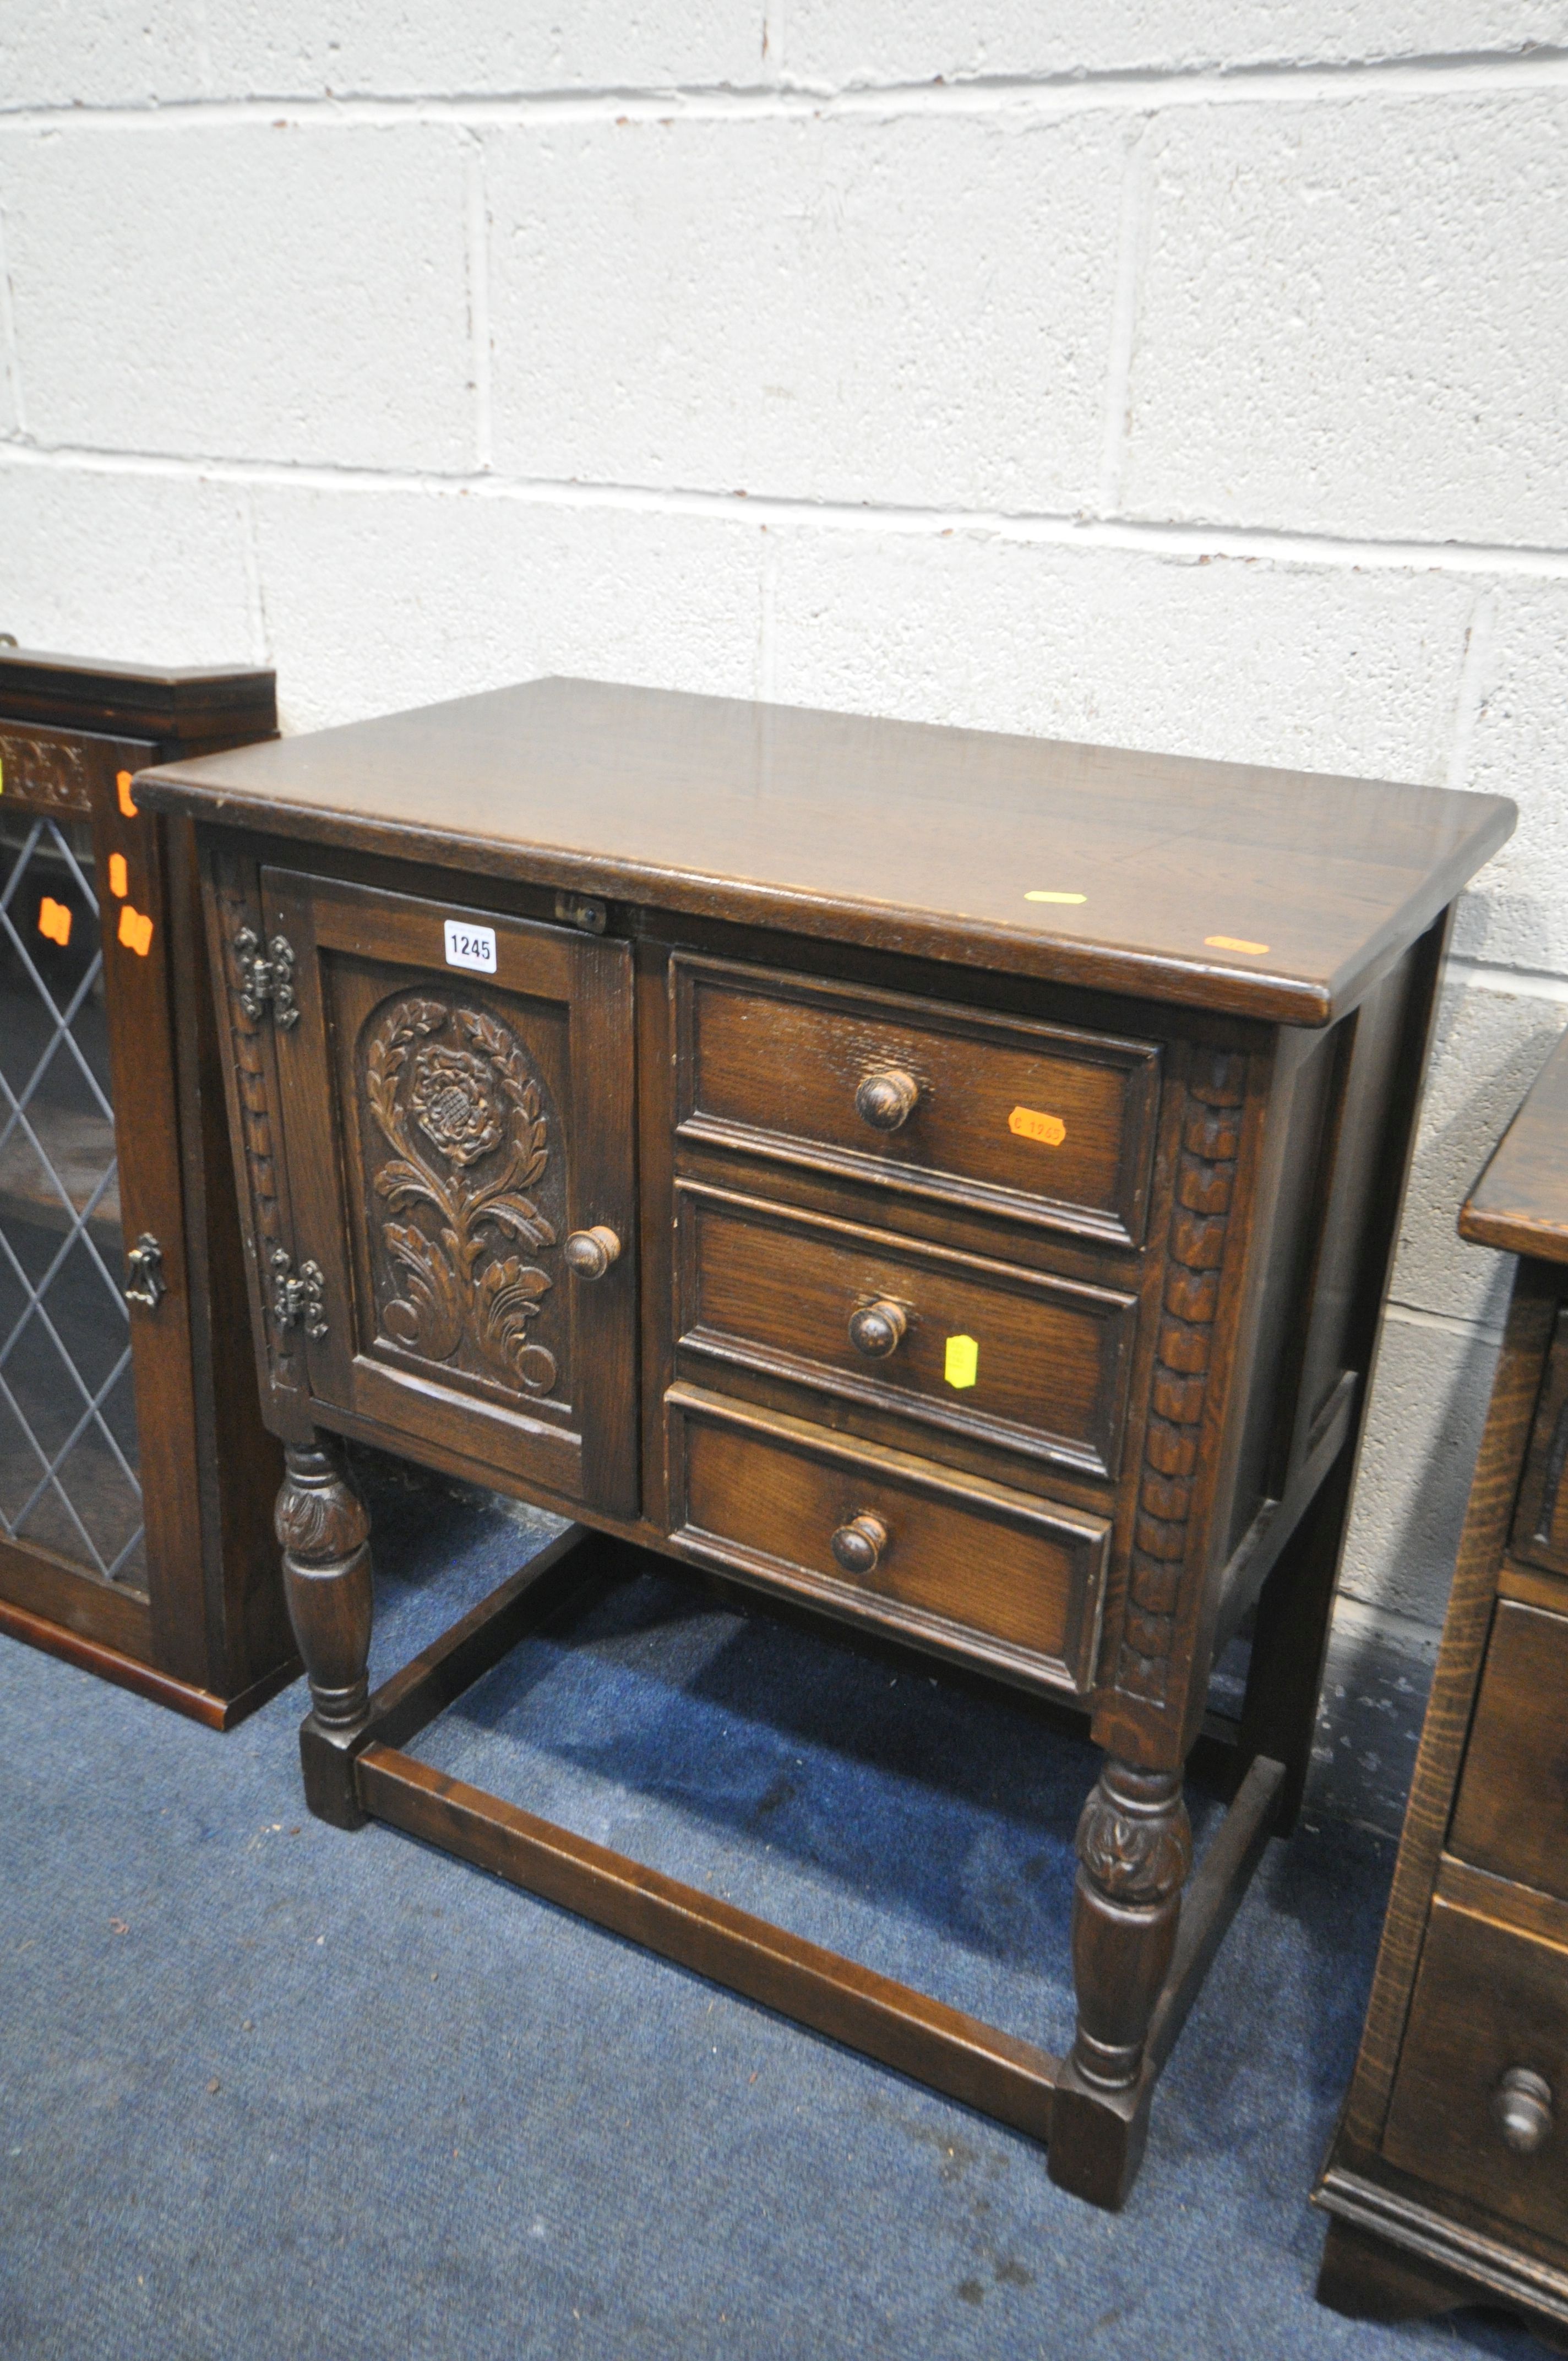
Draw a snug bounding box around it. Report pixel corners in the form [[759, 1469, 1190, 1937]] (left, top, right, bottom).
[[262, 869, 638, 1517]]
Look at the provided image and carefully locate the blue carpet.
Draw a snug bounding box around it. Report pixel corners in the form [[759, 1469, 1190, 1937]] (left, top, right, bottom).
[[0, 1459, 1539, 2360]]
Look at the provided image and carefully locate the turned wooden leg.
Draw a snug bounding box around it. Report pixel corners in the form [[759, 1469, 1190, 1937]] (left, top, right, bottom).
[[1048, 1754, 1193, 2209], [275, 1441, 374, 1831]]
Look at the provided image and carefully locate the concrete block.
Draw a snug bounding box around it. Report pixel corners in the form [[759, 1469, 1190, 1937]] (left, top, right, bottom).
[[0, 2, 204, 111], [0, 463, 257, 667], [1338, 1310, 1500, 1628], [786, 3, 1568, 87], [1121, 96, 1568, 547], [205, 4, 763, 97], [487, 113, 1124, 512], [248, 485, 765, 733], [1451, 583, 1568, 977], [767, 526, 1473, 782], [1307, 1599, 1440, 1837], [0, 126, 473, 471], [1389, 974, 1564, 1325]]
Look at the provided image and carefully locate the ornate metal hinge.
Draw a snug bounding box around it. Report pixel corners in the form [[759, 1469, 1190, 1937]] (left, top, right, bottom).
[[270, 1248, 328, 1340], [233, 928, 300, 1029], [124, 1233, 166, 1310]]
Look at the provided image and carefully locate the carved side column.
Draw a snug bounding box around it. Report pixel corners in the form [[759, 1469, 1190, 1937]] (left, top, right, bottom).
[[1048, 1755, 1193, 2208], [275, 1443, 374, 1830]]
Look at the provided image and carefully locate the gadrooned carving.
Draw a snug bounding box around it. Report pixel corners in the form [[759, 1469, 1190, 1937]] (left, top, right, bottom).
[[1116, 1047, 1248, 1704], [364, 995, 560, 1395], [274, 1448, 371, 1565], [1075, 1762, 1193, 1906]]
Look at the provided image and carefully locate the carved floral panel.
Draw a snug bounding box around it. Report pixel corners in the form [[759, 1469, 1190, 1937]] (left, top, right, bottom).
[[356, 992, 567, 1400]]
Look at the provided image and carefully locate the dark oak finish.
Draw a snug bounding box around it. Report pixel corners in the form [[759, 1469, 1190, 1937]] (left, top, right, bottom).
[[1317, 1027, 1568, 2343], [0, 648, 290, 1720], [674, 955, 1163, 1250], [144, 676, 1512, 1026], [667, 1382, 1110, 1694], [674, 1180, 1138, 1480], [1461, 1026, 1568, 1263], [137, 675, 1509, 2205]]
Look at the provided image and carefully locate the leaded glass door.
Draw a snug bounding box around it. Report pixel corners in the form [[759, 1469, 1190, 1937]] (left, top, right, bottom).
[[0, 720, 205, 1678]]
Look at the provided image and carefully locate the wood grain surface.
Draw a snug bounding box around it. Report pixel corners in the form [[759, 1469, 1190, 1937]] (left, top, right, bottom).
[[1462, 1027, 1568, 1263], [136, 676, 1513, 1025]]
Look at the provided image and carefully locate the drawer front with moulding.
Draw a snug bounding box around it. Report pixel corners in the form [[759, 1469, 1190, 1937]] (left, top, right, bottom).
[[1382, 1894, 1568, 2245], [666, 1384, 1110, 1695], [672, 956, 1162, 1250], [673, 1181, 1139, 1482]]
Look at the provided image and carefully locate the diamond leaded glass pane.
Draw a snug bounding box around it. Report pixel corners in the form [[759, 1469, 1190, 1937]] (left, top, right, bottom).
[[0, 810, 144, 1588]]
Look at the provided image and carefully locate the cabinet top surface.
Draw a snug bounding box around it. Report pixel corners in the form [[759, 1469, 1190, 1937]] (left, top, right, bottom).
[[137, 675, 1513, 1026], [1461, 1025, 1568, 1264]]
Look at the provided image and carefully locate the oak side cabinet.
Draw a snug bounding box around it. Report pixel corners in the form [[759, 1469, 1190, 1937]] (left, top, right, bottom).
[[0, 647, 293, 1725], [139, 677, 1511, 2204], [1317, 1024, 1568, 2343]]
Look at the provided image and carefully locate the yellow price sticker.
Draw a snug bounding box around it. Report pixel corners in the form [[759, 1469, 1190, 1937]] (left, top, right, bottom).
[[944, 1335, 978, 1390], [1024, 890, 1086, 905], [1009, 1105, 1066, 1147], [1205, 934, 1270, 955]]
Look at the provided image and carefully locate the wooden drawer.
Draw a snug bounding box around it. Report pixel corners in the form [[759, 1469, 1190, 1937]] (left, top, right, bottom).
[[1383, 1894, 1568, 2245], [666, 1384, 1110, 1694], [674, 1182, 1138, 1481], [1513, 1308, 1568, 1576], [673, 955, 1162, 1249], [1449, 1599, 1568, 1902]]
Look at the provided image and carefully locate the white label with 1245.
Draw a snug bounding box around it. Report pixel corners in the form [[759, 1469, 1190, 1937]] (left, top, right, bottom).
[[443, 918, 497, 974]]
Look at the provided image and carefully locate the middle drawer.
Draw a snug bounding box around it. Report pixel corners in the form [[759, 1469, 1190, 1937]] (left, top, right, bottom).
[[674, 1182, 1139, 1482]]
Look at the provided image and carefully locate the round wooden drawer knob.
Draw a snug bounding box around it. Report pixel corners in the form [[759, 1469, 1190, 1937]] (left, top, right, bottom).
[[563, 1225, 622, 1280], [848, 1300, 908, 1359], [830, 1513, 888, 1577], [1493, 2066, 1555, 2155], [854, 1068, 918, 1132]]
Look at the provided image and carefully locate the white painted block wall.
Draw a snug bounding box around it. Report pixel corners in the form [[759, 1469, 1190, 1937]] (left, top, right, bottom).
[[3, 6, 1566, 1825]]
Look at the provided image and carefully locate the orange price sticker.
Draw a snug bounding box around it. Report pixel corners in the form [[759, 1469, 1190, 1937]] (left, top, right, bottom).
[[37, 896, 72, 948], [1204, 934, 1270, 956], [108, 853, 128, 900], [1008, 1105, 1066, 1147], [116, 770, 139, 819], [118, 905, 154, 957]]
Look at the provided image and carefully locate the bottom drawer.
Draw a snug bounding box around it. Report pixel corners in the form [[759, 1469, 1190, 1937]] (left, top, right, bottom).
[[1382, 1894, 1568, 2244], [666, 1384, 1110, 1695]]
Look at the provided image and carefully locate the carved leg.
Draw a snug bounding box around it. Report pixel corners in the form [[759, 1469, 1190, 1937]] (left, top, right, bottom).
[[275, 1442, 374, 1831], [1047, 1755, 1193, 2209]]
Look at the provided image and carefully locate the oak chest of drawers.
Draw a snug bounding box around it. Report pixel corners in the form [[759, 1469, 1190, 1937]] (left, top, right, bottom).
[[1317, 1025, 1568, 2337], [138, 677, 1512, 2206]]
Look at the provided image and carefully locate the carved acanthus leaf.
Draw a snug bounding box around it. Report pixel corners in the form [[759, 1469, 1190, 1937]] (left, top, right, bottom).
[[362, 993, 559, 1395]]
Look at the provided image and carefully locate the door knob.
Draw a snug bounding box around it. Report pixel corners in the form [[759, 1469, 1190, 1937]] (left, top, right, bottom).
[[854, 1068, 918, 1132], [830, 1514, 888, 1577], [1493, 2066, 1554, 2155], [564, 1225, 622, 1280], [848, 1300, 907, 1359]]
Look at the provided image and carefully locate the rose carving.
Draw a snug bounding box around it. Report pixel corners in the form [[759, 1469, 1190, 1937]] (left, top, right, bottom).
[[410, 1042, 506, 1167], [362, 996, 559, 1395]]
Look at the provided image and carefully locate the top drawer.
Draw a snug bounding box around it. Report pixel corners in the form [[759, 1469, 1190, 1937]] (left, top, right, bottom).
[[673, 957, 1162, 1249]]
